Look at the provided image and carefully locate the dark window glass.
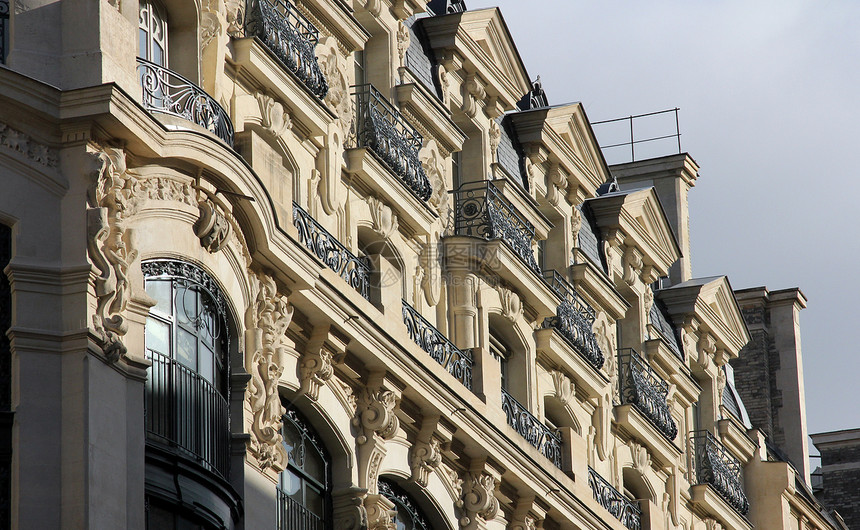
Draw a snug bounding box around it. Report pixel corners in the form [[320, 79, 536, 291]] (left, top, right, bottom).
[[278, 408, 331, 530]]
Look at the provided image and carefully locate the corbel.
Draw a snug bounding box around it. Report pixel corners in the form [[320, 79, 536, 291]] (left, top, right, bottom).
[[299, 323, 349, 401]]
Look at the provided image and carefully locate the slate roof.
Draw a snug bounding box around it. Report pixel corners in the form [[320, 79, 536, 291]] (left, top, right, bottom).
[[496, 115, 528, 189], [649, 297, 683, 359], [405, 16, 441, 99]]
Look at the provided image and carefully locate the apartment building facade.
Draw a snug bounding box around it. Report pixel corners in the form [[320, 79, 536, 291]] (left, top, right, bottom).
[[0, 0, 846, 528]]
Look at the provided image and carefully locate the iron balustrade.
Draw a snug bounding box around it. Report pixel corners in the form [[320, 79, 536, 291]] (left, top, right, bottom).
[[292, 202, 370, 300], [587, 467, 642, 530], [541, 270, 604, 369], [136, 58, 234, 146], [351, 84, 431, 202], [690, 430, 750, 515], [452, 180, 540, 273], [618, 348, 678, 440], [145, 349, 230, 479], [402, 300, 473, 390], [244, 0, 328, 98], [277, 487, 324, 530], [501, 388, 562, 469]]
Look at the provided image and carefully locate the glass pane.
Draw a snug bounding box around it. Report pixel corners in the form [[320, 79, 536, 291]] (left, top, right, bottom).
[[145, 317, 170, 355], [152, 43, 163, 67], [176, 327, 197, 369], [280, 469, 301, 496], [304, 446, 324, 482], [146, 279, 172, 316], [305, 485, 323, 517], [282, 421, 301, 466], [139, 29, 148, 60], [199, 344, 214, 384], [176, 286, 196, 326]]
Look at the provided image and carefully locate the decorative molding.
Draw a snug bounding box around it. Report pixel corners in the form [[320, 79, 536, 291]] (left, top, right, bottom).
[[593, 311, 617, 393], [366, 195, 399, 240], [488, 120, 501, 163], [299, 324, 345, 401], [545, 162, 567, 206], [421, 147, 448, 216], [0, 121, 59, 168], [244, 270, 293, 472], [410, 437, 442, 487], [365, 493, 396, 530], [256, 92, 292, 138], [352, 380, 399, 495], [318, 36, 352, 139], [508, 516, 537, 530], [86, 146, 139, 362], [550, 369, 575, 406], [499, 286, 522, 323], [396, 21, 410, 67], [459, 471, 499, 529], [193, 197, 232, 253], [623, 245, 644, 286], [594, 392, 613, 461], [419, 237, 442, 307], [628, 439, 651, 475]]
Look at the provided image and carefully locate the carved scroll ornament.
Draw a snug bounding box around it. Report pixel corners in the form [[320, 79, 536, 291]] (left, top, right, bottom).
[[458, 472, 499, 528], [244, 271, 294, 472]]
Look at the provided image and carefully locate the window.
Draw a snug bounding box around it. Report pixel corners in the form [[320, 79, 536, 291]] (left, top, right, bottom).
[[278, 408, 331, 530], [142, 259, 231, 479], [139, 0, 168, 66], [379, 478, 432, 530], [489, 331, 509, 391], [353, 49, 365, 87], [451, 151, 462, 190]]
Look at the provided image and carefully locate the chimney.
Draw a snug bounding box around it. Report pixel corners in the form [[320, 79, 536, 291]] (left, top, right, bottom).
[[610, 153, 698, 286]]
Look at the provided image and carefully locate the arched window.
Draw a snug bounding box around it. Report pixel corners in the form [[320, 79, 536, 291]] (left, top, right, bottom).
[[142, 259, 231, 479], [278, 407, 331, 530], [138, 0, 168, 66], [378, 478, 432, 530]]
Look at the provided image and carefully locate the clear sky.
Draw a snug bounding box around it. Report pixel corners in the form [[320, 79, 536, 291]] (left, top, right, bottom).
[[465, 0, 860, 440]]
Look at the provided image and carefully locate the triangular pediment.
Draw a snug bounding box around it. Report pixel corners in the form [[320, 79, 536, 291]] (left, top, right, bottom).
[[587, 187, 681, 275], [548, 104, 611, 194], [458, 9, 530, 100], [658, 276, 750, 357]]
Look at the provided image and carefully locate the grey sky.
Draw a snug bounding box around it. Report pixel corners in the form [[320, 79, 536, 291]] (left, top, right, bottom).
[[466, 0, 860, 437]]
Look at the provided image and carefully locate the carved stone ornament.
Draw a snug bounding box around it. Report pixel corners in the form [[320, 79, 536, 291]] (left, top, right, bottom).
[[550, 369, 575, 406], [488, 120, 501, 162], [696, 330, 716, 370], [545, 163, 567, 206], [193, 198, 232, 253], [499, 286, 522, 323], [0, 121, 59, 167], [570, 206, 583, 247], [352, 385, 399, 494], [628, 440, 651, 475], [410, 437, 442, 487], [594, 392, 613, 461], [717, 365, 727, 407], [666, 465, 681, 526], [459, 472, 499, 528], [244, 271, 294, 472], [420, 237, 442, 307], [461, 74, 485, 118], [299, 325, 343, 401], [333, 488, 369, 530], [318, 37, 351, 136], [367, 196, 399, 240], [509, 516, 537, 530], [593, 311, 617, 393], [256, 92, 292, 138], [421, 147, 448, 216], [643, 284, 654, 315], [622, 245, 644, 286], [86, 146, 139, 362], [396, 21, 410, 67], [366, 493, 396, 530], [437, 66, 451, 106], [704, 518, 724, 530]]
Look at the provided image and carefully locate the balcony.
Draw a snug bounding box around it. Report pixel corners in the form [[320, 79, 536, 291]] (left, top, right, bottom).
[[587, 467, 642, 530], [244, 0, 328, 99], [351, 84, 431, 202], [501, 388, 562, 469], [137, 58, 234, 146], [293, 202, 370, 300], [402, 300, 473, 390], [691, 430, 750, 515], [451, 180, 540, 274], [277, 486, 324, 530], [618, 348, 678, 441], [145, 350, 230, 480], [541, 271, 603, 369]]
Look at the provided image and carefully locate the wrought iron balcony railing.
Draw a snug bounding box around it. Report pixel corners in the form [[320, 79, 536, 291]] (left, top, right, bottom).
[[501, 388, 562, 469], [351, 84, 431, 202], [541, 270, 604, 369], [690, 430, 750, 515], [293, 203, 370, 300], [277, 486, 324, 530], [145, 349, 230, 479], [136, 58, 234, 146], [452, 180, 540, 273], [244, 0, 328, 98], [402, 300, 473, 390], [588, 467, 642, 530], [618, 348, 678, 440]]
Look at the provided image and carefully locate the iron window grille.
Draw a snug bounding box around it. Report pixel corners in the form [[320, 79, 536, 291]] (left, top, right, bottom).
[[350, 84, 432, 202], [541, 270, 604, 369], [292, 202, 370, 300], [137, 58, 235, 146], [142, 259, 231, 480], [278, 408, 331, 530], [501, 388, 563, 469], [587, 466, 642, 530], [244, 0, 328, 98], [402, 300, 473, 390], [690, 430, 750, 515], [618, 348, 678, 440], [378, 478, 431, 530], [451, 180, 540, 274]]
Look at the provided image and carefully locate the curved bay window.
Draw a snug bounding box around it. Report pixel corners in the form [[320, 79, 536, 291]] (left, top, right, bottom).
[[142, 259, 230, 479], [278, 408, 332, 530], [379, 478, 432, 530]]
